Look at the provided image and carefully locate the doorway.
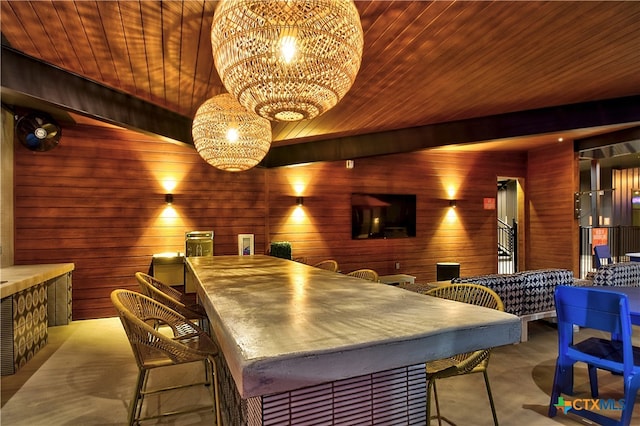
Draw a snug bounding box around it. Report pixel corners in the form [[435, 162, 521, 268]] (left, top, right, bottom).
[[497, 177, 523, 274]]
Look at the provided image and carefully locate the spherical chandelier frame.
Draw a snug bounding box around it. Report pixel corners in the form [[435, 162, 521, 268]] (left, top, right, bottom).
[[192, 93, 272, 172], [211, 0, 364, 122]]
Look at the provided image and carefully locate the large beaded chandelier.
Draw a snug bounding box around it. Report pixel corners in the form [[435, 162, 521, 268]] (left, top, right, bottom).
[[210, 0, 364, 122], [192, 94, 272, 172]]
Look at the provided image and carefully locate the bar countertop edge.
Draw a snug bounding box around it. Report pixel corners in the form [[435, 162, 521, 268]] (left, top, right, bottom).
[[1, 263, 75, 299], [189, 255, 521, 399]]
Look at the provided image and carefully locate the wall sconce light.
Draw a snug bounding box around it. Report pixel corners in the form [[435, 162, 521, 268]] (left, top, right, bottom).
[[165, 194, 173, 205], [296, 196, 304, 206], [449, 200, 457, 208], [346, 160, 354, 169]]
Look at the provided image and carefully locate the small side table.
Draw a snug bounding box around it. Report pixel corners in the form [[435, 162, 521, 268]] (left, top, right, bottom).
[[626, 253, 640, 262], [379, 274, 416, 286]]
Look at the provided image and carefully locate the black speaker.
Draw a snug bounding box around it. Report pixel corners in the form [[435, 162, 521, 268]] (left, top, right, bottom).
[[437, 262, 460, 281]]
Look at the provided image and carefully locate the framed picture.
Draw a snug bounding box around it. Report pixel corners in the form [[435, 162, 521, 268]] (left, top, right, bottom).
[[238, 234, 254, 256]]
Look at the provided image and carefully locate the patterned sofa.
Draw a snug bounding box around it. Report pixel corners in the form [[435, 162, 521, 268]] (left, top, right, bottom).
[[452, 269, 574, 342], [591, 261, 640, 287]]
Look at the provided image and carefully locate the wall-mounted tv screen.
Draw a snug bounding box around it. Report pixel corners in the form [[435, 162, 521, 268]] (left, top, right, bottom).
[[351, 193, 417, 239]]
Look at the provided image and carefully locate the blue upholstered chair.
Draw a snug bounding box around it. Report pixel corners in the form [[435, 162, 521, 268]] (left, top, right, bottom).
[[594, 244, 613, 269], [548, 286, 640, 426]]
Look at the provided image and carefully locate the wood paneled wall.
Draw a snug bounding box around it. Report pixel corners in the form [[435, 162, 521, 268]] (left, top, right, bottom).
[[268, 149, 527, 282], [14, 124, 267, 319], [13, 121, 586, 320], [526, 141, 579, 272]]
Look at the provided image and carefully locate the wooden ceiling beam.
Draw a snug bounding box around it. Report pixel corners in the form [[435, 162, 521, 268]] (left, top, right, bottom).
[[261, 96, 640, 168], [1, 45, 194, 146], [575, 126, 640, 151]]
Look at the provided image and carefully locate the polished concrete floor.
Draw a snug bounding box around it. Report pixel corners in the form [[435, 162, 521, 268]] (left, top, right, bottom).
[[1, 317, 638, 425]]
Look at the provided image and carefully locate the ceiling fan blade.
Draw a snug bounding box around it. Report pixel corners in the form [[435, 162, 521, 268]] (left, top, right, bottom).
[[16, 111, 62, 152]]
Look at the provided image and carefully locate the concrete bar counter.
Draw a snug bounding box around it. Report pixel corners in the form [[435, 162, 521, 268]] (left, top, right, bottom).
[[188, 255, 520, 425]]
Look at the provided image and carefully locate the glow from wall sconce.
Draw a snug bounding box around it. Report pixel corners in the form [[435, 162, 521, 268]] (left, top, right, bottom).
[[447, 186, 457, 199], [292, 205, 306, 223], [162, 179, 177, 193], [161, 205, 178, 219], [293, 182, 306, 196], [445, 205, 457, 223]]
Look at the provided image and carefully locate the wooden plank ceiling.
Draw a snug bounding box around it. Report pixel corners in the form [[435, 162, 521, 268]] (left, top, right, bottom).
[[1, 0, 640, 162]]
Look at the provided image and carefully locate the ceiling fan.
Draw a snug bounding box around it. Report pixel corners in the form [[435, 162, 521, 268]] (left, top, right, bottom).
[[15, 111, 61, 152]]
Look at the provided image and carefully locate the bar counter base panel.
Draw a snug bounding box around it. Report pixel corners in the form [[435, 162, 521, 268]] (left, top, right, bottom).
[[217, 353, 427, 426]]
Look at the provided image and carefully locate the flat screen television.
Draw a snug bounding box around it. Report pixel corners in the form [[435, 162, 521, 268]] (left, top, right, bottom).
[[351, 193, 417, 239]]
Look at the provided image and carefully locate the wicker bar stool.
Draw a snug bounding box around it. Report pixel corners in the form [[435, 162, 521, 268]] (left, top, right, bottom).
[[111, 289, 221, 426], [313, 259, 339, 272], [346, 268, 379, 282], [135, 272, 208, 330], [424, 283, 504, 426]]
